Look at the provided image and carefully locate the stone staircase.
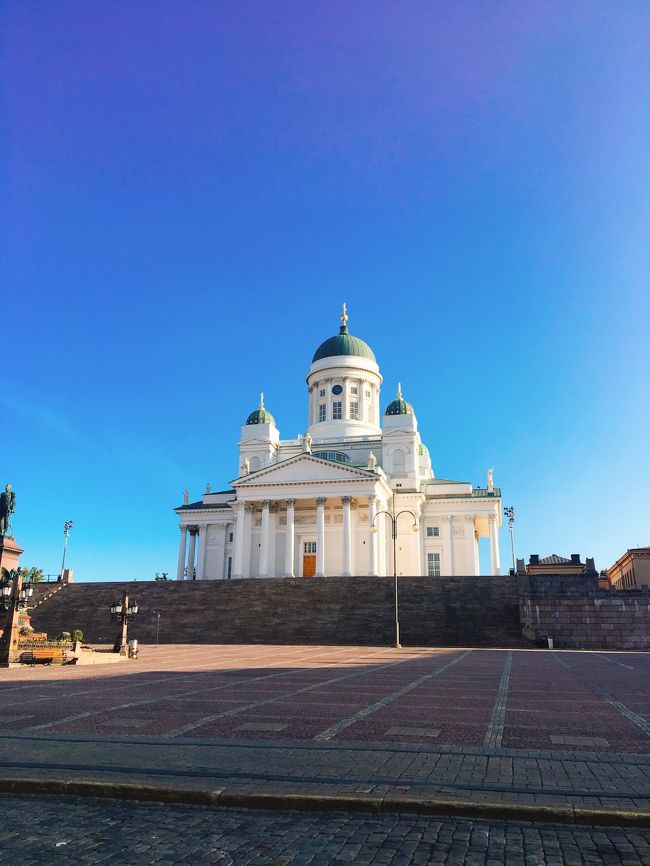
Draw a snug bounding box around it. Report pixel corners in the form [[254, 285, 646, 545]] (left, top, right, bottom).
[[28, 575, 524, 647]]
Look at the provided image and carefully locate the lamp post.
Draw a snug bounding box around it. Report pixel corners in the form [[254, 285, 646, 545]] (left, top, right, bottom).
[[60, 520, 73, 581], [371, 492, 419, 648], [152, 610, 162, 644], [504, 506, 516, 573], [0, 568, 34, 666], [109, 589, 138, 655]]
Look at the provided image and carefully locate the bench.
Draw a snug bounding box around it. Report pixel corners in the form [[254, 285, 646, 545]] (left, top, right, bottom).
[[20, 648, 67, 665]]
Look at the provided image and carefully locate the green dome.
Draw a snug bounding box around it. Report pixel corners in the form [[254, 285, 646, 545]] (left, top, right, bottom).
[[312, 306, 375, 364], [312, 326, 376, 364], [246, 393, 275, 426], [385, 383, 413, 416]]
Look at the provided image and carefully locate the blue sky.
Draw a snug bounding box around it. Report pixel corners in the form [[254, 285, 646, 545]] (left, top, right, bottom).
[[2, 1, 649, 581]]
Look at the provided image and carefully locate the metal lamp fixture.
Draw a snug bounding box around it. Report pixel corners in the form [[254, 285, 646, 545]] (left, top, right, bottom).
[[370, 492, 419, 649]]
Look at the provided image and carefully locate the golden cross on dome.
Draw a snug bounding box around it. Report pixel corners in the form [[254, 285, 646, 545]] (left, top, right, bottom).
[[259, 392, 264, 409], [341, 302, 348, 327], [397, 382, 403, 399]]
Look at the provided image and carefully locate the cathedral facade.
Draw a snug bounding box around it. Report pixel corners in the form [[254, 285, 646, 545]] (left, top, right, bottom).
[[174, 307, 502, 581]]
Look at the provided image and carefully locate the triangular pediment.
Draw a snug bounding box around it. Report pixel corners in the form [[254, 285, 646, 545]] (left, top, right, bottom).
[[232, 454, 377, 487]]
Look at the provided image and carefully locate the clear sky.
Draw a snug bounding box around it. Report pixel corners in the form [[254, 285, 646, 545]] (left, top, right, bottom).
[[2, 1, 649, 581]]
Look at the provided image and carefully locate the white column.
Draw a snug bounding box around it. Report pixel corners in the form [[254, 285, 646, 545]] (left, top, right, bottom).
[[176, 526, 187, 581], [341, 496, 352, 577], [285, 499, 296, 577], [232, 503, 245, 579], [242, 504, 253, 578], [196, 525, 207, 581], [316, 497, 326, 577], [259, 500, 271, 578], [441, 516, 452, 576], [368, 494, 378, 576], [474, 529, 480, 576], [186, 528, 198, 580], [489, 515, 501, 575]]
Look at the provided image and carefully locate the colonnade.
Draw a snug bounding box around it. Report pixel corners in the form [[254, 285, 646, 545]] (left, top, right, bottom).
[[231, 495, 380, 580]]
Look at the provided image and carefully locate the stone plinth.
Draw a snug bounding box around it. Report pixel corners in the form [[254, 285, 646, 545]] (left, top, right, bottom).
[[0, 535, 23, 575]]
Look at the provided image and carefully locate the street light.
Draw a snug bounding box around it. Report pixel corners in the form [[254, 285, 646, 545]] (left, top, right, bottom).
[[60, 520, 73, 581], [152, 610, 162, 645], [0, 568, 34, 666], [504, 506, 516, 573], [371, 492, 419, 648], [109, 589, 138, 655]]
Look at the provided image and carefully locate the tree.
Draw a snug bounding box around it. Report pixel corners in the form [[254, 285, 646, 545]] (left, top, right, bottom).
[[71, 629, 83, 642], [24, 567, 45, 583]]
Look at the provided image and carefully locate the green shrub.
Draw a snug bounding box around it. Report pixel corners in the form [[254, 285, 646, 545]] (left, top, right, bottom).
[[71, 629, 83, 642], [58, 631, 72, 642]]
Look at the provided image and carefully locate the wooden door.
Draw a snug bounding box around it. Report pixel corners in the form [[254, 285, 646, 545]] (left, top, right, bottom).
[[302, 555, 316, 578]]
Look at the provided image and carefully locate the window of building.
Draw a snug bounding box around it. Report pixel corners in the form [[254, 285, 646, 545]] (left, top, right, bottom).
[[319, 404, 326, 422], [227, 556, 232, 579], [319, 389, 325, 397], [333, 401, 342, 419], [351, 386, 358, 395], [426, 526, 440, 537], [365, 390, 371, 398], [229, 532, 233, 543], [304, 542, 317, 554], [349, 402, 359, 420], [427, 552, 441, 577]]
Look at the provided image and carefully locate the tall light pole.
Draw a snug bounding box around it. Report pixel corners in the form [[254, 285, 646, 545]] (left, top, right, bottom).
[[60, 520, 73, 581], [371, 492, 419, 649], [152, 610, 162, 644], [504, 506, 516, 573]]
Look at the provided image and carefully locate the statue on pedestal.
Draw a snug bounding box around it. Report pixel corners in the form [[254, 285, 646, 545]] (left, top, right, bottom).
[[367, 452, 377, 470], [303, 432, 312, 454], [487, 468, 494, 492], [0, 484, 15, 537]]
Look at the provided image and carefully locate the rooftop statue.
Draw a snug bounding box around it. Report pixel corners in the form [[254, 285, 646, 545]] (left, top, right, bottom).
[[0, 483, 16, 537]]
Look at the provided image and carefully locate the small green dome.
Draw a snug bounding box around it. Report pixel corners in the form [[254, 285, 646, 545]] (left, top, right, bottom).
[[246, 393, 275, 426], [312, 305, 376, 364], [385, 383, 413, 416]]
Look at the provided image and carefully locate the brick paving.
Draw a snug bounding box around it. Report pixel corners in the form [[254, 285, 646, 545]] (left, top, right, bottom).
[[1, 645, 650, 825], [2, 793, 650, 865]]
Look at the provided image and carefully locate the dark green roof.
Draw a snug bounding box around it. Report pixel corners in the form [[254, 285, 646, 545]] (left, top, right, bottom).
[[385, 384, 413, 416], [246, 407, 275, 425], [246, 393, 275, 426], [312, 324, 376, 364]]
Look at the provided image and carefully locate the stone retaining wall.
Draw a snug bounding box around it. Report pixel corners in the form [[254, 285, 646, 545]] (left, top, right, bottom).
[[29, 572, 650, 649], [29, 575, 522, 647]]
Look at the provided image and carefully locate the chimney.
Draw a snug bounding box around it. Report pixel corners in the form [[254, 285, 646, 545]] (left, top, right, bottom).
[[571, 554, 581, 564]]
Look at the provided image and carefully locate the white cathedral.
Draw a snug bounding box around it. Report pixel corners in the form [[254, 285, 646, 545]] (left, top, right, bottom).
[[175, 306, 502, 581]]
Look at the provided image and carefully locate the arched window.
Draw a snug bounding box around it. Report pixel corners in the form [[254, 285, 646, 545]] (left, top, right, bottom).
[[393, 448, 405, 473], [250, 456, 260, 473]]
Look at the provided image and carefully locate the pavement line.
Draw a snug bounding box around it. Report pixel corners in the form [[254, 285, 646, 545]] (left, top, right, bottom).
[[553, 653, 650, 737], [596, 653, 636, 671], [482, 651, 512, 752], [23, 646, 376, 732], [163, 649, 448, 738], [483, 650, 512, 752], [3, 645, 355, 707], [312, 650, 472, 741]]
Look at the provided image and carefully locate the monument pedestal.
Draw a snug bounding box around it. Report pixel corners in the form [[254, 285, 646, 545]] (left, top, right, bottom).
[[0, 535, 23, 575], [0, 536, 25, 666]]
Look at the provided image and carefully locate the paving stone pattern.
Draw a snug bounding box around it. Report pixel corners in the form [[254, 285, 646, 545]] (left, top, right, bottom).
[[2, 793, 650, 865]]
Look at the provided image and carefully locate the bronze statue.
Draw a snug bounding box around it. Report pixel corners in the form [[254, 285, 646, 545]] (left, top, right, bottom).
[[0, 484, 16, 537]]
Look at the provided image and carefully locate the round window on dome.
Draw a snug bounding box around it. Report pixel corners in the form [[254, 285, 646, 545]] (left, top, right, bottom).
[[332, 384, 343, 395]]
